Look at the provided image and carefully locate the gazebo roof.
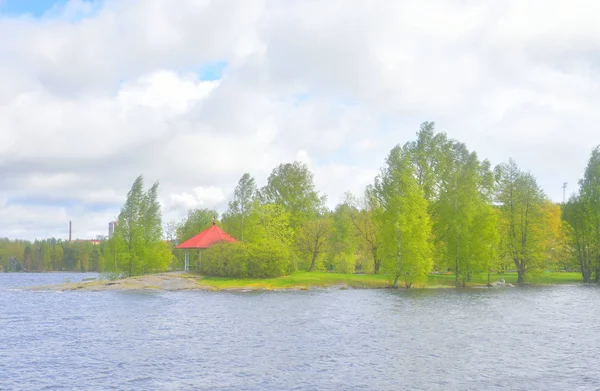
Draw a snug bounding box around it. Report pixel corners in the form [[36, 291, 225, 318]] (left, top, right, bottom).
[[175, 223, 237, 249]]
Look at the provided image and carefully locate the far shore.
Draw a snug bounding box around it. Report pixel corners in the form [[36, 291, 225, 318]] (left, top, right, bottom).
[[27, 270, 584, 292]]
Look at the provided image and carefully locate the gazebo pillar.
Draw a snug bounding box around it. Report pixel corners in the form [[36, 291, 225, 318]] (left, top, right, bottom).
[[184, 249, 190, 271]]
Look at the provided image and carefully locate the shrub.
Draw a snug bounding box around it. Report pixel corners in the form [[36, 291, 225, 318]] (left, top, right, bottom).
[[200, 241, 290, 278], [246, 241, 290, 278], [331, 252, 355, 274], [200, 242, 247, 277]]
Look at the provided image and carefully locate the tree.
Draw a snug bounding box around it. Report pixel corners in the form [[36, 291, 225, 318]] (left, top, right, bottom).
[[22, 245, 32, 271], [578, 146, 600, 281], [563, 194, 594, 282], [297, 215, 333, 271], [261, 161, 325, 228], [223, 173, 258, 241], [404, 121, 450, 202], [345, 188, 384, 274], [564, 146, 600, 283], [375, 145, 433, 288], [495, 159, 546, 284], [244, 203, 295, 273], [113, 175, 144, 275], [328, 201, 361, 273], [51, 244, 64, 271], [176, 208, 219, 244], [541, 201, 568, 271], [431, 142, 499, 286], [244, 204, 294, 247], [90, 245, 104, 272], [404, 123, 500, 286], [112, 175, 171, 276]]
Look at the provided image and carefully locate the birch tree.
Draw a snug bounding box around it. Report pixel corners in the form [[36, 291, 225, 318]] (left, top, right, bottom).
[[495, 159, 546, 284], [261, 162, 325, 228], [376, 145, 433, 288], [224, 173, 258, 241], [113, 175, 172, 276]]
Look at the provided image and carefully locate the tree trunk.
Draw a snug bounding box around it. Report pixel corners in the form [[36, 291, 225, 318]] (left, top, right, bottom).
[[308, 250, 318, 271], [455, 267, 460, 287], [517, 268, 525, 284], [582, 268, 591, 283], [373, 253, 381, 274], [393, 274, 399, 288]]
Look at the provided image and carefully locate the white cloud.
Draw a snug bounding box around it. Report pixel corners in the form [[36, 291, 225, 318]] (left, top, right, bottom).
[[1, 0, 599, 239]]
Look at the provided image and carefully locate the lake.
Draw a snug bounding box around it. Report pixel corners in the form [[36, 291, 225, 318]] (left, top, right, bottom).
[[1, 273, 600, 390]]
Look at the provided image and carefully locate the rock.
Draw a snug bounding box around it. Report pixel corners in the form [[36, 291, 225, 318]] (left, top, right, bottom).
[[490, 279, 513, 288]]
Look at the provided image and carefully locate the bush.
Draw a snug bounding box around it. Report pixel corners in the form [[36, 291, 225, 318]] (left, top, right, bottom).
[[246, 242, 290, 278], [200, 242, 247, 277], [331, 252, 355, 274], [200, 241, 290, 278]]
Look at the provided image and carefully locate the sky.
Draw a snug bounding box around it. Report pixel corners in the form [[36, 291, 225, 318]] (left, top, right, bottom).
[[0, 0, 598, 241]]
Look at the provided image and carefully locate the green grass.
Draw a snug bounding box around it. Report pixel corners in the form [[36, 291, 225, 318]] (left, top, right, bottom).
[[198, 271, 391, 290], [198, 270, 584, 290], [428, 271, 583, 287]]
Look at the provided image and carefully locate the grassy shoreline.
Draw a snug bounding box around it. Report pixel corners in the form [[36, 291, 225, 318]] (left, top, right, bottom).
[[32, 270, 585, 292]]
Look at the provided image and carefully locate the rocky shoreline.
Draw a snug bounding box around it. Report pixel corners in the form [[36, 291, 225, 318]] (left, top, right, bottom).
[[30, 272, 349, 292], [30, 272, 522, 292]]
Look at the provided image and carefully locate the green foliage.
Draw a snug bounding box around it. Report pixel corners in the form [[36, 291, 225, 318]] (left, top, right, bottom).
[[429, 142, 499, 286], [261, 161, 325, 228], [495, 159, 546, 283], [0, 237, 103, 273], [246, 241, 290, 278], [245, 204, 294, 246], [112, 175, 172, 276], [344, 188, 384, 274], [244, 203, 295, 273], [564, 146, 600, 282], [222, 173, 258, 241], [198, 203, 295, 278], [176, 208, 219, 243], [200, 242, 248, 277], [200, 241, 290, 278], [328, 203, 360, 273], [375, 145, 433, 288], [404, 121, 450, 202], [296, 216, 333, 271]]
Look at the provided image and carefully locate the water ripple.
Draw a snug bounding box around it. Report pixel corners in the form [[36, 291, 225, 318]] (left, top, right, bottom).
[[2, 275, 600, 390]]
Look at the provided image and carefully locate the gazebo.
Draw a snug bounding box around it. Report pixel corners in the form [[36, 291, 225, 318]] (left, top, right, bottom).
[[176, 221, 237, 271]]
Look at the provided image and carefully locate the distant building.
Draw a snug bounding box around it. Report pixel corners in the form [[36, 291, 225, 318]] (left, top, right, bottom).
[[72, 239, 102, 246], [108, 220, 117, 239]]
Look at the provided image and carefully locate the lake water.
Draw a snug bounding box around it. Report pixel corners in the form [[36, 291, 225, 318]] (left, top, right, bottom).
[[1, 273, 600, 390]]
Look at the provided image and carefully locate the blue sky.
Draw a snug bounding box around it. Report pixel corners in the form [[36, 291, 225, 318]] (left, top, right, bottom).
[[198, 61, 227, 82], [0, 0, 64, 17], [0, 0, 99, 19]]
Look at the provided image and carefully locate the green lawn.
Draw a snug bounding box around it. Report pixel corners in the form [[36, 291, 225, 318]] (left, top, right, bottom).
[[198, 270, 584, 290], [428, 271, 583, 287], [198, 271, 391, 290]]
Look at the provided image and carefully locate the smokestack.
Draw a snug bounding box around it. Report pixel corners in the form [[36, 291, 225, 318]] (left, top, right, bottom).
[[69, 221, 72, 242]]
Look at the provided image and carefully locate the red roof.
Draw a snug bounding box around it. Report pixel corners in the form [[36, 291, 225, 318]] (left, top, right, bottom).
[[175, 223, 237, 249]]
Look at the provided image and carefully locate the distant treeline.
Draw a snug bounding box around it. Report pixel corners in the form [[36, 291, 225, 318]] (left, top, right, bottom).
[[3, 122, 599, 287], [0, 238, 104, 272]]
